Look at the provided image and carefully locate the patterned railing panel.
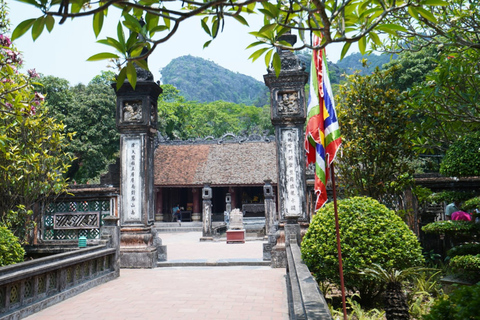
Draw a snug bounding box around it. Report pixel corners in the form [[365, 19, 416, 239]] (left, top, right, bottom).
[[54, 212, 100, 230], [44, 200, 111, 240]]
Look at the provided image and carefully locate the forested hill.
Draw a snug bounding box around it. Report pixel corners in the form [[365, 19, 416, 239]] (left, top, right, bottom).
[[160, 53, 396, 105], [160, 55, 268, 107]]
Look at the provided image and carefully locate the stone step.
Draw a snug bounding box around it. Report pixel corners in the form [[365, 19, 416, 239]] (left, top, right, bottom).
[[157, 259, 271, 267]]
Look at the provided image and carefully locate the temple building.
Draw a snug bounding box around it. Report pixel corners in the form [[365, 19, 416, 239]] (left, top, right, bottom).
[[153, 133, 279, 222]]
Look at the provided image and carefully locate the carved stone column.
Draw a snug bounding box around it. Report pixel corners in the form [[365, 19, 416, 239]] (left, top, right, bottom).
[[225, 193, 232, 225], [200, 184, 213, 241], [114, 67, 167, 267], [264, 34, 309, 267]]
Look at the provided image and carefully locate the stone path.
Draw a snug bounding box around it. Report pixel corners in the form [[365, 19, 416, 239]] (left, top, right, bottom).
[[25, 232, 289, 320]]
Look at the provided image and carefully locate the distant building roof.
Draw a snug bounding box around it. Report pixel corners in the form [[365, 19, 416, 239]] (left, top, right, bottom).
[[154, 134, 277, 187]]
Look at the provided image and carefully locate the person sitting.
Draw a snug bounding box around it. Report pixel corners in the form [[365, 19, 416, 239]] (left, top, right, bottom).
[[172, 204, 181, 222]]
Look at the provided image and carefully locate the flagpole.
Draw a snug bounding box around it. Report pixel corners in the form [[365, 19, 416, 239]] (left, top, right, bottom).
[[330, 162, 347, 320]]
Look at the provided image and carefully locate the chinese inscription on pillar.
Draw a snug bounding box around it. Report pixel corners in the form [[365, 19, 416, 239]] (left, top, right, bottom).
[[124, 137, 142, 222], [282, 128, 301, 217]]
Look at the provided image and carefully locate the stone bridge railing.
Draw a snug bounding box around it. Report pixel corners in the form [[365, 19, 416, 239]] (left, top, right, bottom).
[[286, 236, 333, 320], [0, 217, 120, 320]]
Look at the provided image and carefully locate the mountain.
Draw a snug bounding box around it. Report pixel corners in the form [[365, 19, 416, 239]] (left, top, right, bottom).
[[335, 52, 397, 77], [160, 55, 268, 107]]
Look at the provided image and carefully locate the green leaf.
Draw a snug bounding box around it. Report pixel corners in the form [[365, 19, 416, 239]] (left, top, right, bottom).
[[87, 52, 120, 61], [145, 12, 160, 33], [126, 62, 137, 89], [12, 19, 35, 41], [233, 15, 249, 26], [416, 7, 437, 23], [116, 67, 127, 90], [408, 6, 420, 20], [163, 8, 171, 29], [135, 59, 149, 71], [201, 17, 211, 36], [31, 16, 45, 41], [203, 40, 212, 49], [340, 42, 351, 60], [123, 14, 142, 33], [249, 47, 270, 62], [97, 37, 124, 54], [212, 19, 219, 38], [376, 24, 408, 34], [264, 48, 273, 67], [246, 41, 266, 49], [149, 25, 168, 33], [93, 11, 104, 38], [421, 0, 448, 5], [117, 22, 126, 51], [369, 31, 382, 46], [45, 15, 54, 32], [272, 52, 281, 78], [358, 36, 367, 55]]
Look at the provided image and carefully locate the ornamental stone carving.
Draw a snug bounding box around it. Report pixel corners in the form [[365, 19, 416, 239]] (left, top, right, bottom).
[[123, 100, 142, 122], [277, 92, 299, 114]]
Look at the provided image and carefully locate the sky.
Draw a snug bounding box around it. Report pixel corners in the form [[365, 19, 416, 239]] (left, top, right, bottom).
[[8, 1, 353, 86]]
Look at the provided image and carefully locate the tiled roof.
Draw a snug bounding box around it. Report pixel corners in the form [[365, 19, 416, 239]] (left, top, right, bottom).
[[154, 141, 277, 186]]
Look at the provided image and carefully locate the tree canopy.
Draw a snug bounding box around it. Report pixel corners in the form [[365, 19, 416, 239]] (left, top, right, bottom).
[[11, 0, 450, 87]]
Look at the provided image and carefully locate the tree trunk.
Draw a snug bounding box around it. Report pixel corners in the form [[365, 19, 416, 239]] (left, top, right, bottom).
[[384, 281, 409, 320]]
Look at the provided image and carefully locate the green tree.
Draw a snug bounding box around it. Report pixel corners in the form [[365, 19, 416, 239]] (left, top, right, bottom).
[[37, 75, 118, 183], [12, 0, 449, 86], [336, 66, 416, 207], [0, 34, 72, 241], [440, 131, 480, 177]]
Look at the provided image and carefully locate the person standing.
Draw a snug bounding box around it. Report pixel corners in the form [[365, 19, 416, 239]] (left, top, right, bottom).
[[445, 201, 461, 220], [172, 204, 181, 222]]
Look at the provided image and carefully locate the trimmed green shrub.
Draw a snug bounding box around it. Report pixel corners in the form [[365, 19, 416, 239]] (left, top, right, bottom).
[[0, 226, 25, 267], [450, 254, 480, 282], [301, 197, 424, 304], [440, 131, 480, 177], [423, 282, 480, 320], [463, 196, 480, 212], [422, 221, 480, 236]]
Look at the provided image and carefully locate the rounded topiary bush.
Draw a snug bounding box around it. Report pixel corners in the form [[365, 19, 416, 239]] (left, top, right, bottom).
[[301, 197, 424, 303], [0, 226, 25, 267], [440, 131, 480, 177]]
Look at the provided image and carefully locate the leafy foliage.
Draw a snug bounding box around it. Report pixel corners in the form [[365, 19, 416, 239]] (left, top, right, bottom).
[[440, 131, 480, 177], [0, 226, 24, 266], [12, 0, 450, 88], [449, 254, 480, 279], [161, 55, 268, 107], [463, 197, 480, 212], [301, 197, 424, 305], [36, 75, 119, 183], [336, 66, 416, 207], [422, 221, 480, 236], [157, 84, 273, 140], [423, 282, 480, 320], [0, 34, 72, 241], [448, 244, 480, 259]]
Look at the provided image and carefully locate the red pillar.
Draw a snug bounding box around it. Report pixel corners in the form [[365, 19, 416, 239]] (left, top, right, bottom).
[[192, 187, 201, 221], [155, 188, 164, 221]]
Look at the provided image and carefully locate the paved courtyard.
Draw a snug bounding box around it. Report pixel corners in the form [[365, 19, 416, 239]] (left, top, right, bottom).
[[24, 231, 289, 320]]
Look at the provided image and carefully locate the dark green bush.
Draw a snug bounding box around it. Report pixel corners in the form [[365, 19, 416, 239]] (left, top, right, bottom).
[[301, 197, 424, 304], [423, 282, 480, 320], [0, 226, 25, 267], [450, 254, 480, 282], [448, 243, 480, 258], [440, 131, 480, 177], [463, 196, 480, 212]]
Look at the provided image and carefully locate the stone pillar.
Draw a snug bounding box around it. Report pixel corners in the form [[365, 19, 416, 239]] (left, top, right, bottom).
[[155, 188, 163, 222], [263, 180, 278, 261], [264, 34, 309, 267], [192, 188, 201, 222], [225, 192, 232, 225], [114, 66, 166, 268], [200, 184, 213, 241]]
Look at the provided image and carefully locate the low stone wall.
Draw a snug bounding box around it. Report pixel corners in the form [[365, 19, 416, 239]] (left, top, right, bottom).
[[0, 218, 120, 320], [286, 239, 332, 320]]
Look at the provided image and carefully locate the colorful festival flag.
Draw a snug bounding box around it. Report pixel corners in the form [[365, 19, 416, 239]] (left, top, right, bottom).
[[305, 35, 342, 211]]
